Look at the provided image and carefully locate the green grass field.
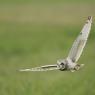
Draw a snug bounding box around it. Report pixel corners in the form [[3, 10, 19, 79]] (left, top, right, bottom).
[[0, 1, 95, 95]]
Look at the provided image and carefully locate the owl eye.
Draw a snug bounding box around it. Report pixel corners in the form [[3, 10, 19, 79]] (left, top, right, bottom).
[[58, 62, 66, 71]]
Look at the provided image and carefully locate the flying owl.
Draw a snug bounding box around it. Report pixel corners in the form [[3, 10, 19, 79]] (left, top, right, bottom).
[[20, 16, 92, 72]]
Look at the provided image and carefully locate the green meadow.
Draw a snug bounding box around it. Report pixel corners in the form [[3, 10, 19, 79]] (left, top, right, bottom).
[[0, 0, 95, 95]]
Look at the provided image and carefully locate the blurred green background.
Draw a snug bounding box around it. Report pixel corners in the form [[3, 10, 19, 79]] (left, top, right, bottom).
[[0, 0, 95, 95]]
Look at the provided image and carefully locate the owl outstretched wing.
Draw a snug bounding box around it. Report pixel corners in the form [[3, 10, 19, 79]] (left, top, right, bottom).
[[68, 16, 92, 63], [19, 64, 59, 71]]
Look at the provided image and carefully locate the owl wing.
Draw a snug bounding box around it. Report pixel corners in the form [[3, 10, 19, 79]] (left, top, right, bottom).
[[19, 64, 59, 72], [68, 16, 92, 63]]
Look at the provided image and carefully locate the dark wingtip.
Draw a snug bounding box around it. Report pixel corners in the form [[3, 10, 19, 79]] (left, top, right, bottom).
[[86, 16, 92, 24], [88, 16, 92, 20]]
